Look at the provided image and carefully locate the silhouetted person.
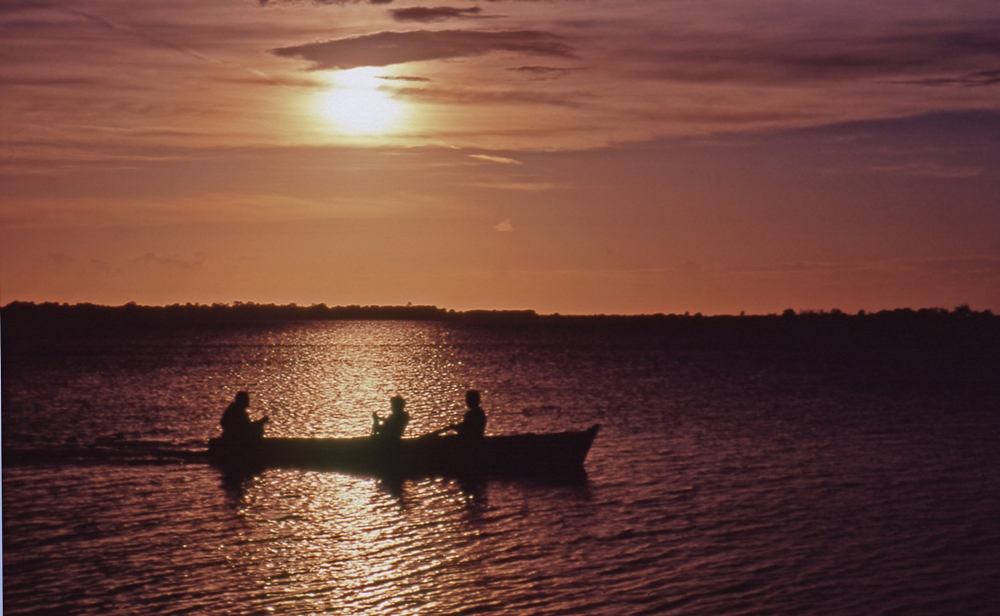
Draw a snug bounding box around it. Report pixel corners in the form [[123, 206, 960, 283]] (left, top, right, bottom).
[[372, 395, 410, 440], [437, 390, 487, 438], [220, 391, 268, 441]]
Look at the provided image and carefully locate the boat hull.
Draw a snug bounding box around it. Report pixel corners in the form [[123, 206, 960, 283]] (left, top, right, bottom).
[[208, 425, 600, 479]]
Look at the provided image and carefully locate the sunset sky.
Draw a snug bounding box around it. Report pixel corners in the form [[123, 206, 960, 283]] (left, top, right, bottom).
[[2, 0, 999, 314]]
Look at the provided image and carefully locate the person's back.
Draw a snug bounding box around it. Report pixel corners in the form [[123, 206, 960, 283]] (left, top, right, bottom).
[[378, 410, 409, 440], [220, 391, 267, 441], [455, 390, 486, 438], [373, 396, 409, 440]]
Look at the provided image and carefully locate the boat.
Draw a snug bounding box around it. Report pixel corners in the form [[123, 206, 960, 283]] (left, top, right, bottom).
[[207, 424, 600, 480]]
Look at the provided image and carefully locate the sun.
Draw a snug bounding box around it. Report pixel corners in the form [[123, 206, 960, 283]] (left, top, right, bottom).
[[317, 67, 403, 135]]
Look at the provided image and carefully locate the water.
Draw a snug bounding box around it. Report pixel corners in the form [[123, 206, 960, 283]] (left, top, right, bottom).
[[4, 318, 1000, 614]]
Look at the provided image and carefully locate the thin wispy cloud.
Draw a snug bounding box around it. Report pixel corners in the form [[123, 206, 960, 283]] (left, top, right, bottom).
[[507, 65, 577, 80], [722, 262, 867, 275], [912, 256, 1000, 274], [216, 73, 329, 89], [722, 257, 1000, 277], [869, 162, 983, 179], [886, 69, 1000, 87], [55, 6, 305, 92], [466, 181, 559, 191], [469, 154, 522, 165], [389, 83, 586, 108], [0, 76, 102, 87], [89, 258, 117, 274], [130, 252, 207, 269]]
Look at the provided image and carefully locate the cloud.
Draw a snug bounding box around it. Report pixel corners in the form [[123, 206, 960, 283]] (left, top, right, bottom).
[[0, 76, 102, 87], [494, 218, 513, 232], [911, 256, 1000, 275], [258, 0, 392, 5], [631, 20, 1000, 86], [391, 6, 483, 23], [377, 74, 430, 82], [130, 252, 207, 269], [721, 262, 865, 275], [868, 162, 983, 179], [389, 83, 585, 108], [721, 257, 1000, 279], [466, 181, 559, 191], [507, 65, 577, 80], [90, 258, 118, 275], [216, 73, 329, 89], [54, 7, 309, 92], [886, 69, 1000, 87], [468, 154, 522, 165], [272, 29, 575, 70]]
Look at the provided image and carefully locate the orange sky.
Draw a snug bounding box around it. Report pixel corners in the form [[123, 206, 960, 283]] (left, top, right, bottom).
[[2, 0, 999, 314]]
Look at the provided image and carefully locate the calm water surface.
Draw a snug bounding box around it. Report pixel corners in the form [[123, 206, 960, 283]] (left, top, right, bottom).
[[3, 320, 999, 614]]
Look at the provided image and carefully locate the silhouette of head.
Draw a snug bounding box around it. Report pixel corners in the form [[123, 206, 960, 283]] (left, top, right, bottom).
[[390, 395, 406, 413], [235, 391, 250, 407], [465, 390, 481, 408]]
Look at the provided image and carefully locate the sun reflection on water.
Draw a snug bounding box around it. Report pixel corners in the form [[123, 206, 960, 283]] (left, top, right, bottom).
[[209, 322, 491, 608], [226, 458, 583, 607], [246, 321, 469, 439], [185, 322, 599, 613]]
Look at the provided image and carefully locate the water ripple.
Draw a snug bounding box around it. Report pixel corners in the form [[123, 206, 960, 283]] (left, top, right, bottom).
[[4, 321, 1000, 614]]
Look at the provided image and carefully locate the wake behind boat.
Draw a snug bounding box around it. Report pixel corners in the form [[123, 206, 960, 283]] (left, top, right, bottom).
[[208, 424, 601, 480]]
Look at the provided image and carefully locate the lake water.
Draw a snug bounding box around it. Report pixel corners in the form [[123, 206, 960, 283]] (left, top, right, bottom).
[[3, 318, 1000, 614]]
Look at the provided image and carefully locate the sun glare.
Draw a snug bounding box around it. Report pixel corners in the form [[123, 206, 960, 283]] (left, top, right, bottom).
[[317, 67, 403, 135]]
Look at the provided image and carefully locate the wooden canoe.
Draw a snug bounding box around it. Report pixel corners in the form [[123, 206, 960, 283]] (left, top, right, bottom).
[[208, 424, 600, 479]]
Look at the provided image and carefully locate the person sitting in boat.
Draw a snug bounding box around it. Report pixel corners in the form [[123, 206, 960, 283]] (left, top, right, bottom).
[[220, 391, 269, 441], [436, 390, 487, 438], [372, 395, 410, 440]]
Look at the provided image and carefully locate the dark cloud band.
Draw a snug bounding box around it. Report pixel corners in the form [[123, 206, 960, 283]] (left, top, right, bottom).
[[631, 21, 1000, 85], [391, 6, 482, 23], [272, 29, 575, 70]]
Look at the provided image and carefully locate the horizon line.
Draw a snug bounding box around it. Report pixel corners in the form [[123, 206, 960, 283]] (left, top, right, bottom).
[[1, 300, 992, 320]]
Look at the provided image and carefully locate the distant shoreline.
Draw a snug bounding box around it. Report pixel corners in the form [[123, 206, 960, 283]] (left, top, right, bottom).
[[4, 301, 999, 353], [2, 300, 996, 321]]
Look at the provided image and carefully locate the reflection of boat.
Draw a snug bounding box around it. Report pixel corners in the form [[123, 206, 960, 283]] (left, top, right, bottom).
[[208, 424, 600, 479]]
